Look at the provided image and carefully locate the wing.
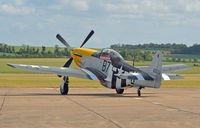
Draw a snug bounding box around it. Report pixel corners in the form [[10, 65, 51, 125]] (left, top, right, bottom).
[[7, 64, 99, 81], [162, 64, 189, 73]]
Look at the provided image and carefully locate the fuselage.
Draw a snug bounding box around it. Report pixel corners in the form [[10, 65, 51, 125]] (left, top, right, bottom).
[[71, 48, 97, 66], [70, 48, 152, 89]]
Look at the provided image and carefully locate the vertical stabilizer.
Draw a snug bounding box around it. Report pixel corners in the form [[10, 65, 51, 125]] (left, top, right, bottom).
[[149, 51, 163, 88]]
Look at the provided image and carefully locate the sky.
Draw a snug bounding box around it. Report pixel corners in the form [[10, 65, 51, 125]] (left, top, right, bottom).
[[0, 0, 200, 48]]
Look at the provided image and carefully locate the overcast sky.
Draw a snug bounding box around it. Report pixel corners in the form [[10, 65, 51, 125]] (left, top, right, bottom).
[[0, 0, 200, 48]]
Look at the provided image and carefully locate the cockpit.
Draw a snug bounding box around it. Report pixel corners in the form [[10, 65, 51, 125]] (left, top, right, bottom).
[[101, 49, 123, 61], [92, 49, 124, 63]]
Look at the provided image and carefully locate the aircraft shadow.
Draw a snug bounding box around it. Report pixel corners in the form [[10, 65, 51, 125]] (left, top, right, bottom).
[[68, 93, 156, 98], [0, 92, 156, 98]]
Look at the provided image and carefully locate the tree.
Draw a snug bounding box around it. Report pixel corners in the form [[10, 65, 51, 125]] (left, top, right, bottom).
[[41, 46, 46, 55], [172, 58, 176, 62], [193, 58, 198, 63], [12, 46, 15, 53], [54, 45, 60, 56]]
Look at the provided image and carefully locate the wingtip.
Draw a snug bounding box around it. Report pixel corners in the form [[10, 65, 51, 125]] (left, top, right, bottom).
[[7, 63, 16, 68]]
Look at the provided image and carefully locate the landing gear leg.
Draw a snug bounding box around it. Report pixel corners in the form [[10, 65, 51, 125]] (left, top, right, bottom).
[[60, 76, 69, 95], [137, 87, 142, 97]]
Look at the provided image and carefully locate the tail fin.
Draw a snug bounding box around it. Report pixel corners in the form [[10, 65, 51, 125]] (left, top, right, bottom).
[[150, 51, 163, 72], [149, 51, 163, 88]]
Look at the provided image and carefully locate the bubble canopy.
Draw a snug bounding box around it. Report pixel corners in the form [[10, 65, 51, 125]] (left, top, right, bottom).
[[101, 49, 124, 61]]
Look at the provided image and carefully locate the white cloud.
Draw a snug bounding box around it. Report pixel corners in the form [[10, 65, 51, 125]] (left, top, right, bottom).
[[13, 22, 28, 30], [179, 0, 200, 13], [13, 0, 23, 6], [103, 0, 178, 22], [49, 0, 89, 11], [48, 5, 63, 10], [72, 1, 88, 11], [1, 4, 35, 15], [59, 0, 69, 4], [104, 0, 169, 13], [105, 3, 138, 13]]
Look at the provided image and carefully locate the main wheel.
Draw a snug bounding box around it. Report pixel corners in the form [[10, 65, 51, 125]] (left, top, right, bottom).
[[116, 89, 124, 94], [60, 77, 69, 95], [60, 83, 68, 95]]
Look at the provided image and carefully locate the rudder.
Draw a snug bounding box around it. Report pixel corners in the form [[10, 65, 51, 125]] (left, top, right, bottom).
[[149, 51, 163, 88]]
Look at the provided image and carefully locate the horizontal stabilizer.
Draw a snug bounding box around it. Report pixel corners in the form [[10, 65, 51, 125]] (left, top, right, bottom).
[[162, 74, 184, 80], [162, 64, 189, 73]]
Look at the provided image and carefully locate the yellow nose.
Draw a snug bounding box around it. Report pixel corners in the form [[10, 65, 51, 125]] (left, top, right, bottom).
[[71, 48, 97, 66]]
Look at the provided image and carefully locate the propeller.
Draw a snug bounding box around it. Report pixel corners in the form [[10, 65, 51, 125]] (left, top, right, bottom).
[[56, 30, 94, 69], [56, 34, 72, 50], [80, 30, 94, 48]]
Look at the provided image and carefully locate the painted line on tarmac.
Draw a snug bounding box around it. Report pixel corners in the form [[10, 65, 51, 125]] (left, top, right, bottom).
[[139, 99, 200, 116], [55, 89, 123, 128], [0, 89, 10, 115]]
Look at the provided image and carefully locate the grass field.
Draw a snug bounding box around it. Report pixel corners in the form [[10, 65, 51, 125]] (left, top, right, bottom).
[[0, 58, 78, 73], [0, 74, 199, 88], [1, 58, 200, 88], [0, 74, 100, 88], [1, 58, 200, 74]]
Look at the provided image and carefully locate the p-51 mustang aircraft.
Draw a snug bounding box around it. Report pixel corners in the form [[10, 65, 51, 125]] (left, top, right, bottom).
[[8, 30, 189, 96]]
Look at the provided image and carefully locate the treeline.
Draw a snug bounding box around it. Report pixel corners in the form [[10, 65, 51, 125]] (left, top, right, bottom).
[[118, 49, 153, 62], [0, 43, 70, 58], [110, 43, 200, 54]]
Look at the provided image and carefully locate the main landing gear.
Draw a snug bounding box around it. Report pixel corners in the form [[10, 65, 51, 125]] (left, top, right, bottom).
[[116, 89, 124, 94], [137, 87, 143, 97], [60, 76, 69, 95]]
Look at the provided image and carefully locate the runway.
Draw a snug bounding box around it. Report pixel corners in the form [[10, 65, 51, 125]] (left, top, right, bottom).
[[0, 88, 200, 128]]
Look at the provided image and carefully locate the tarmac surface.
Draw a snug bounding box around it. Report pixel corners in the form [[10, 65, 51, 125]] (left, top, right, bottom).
[[0, 88, 200, 128]]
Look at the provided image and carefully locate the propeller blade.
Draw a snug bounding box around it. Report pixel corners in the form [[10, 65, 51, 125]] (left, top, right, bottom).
[[80, 30, 94, 48], [63, 57, 73, 67], [56, 34, 72, 50], [58, 57, 73, 77]]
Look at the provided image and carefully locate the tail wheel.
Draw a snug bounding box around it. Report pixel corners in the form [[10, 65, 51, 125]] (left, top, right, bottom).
[[60, 76, 69, 95], [137, 89, 141, 97], [116, 89, 124, 94], [137, 87, 143, 97]]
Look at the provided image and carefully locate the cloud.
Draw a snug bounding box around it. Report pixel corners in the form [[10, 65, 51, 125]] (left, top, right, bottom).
[[179, 0, 200, 13], [13, 0, 23, 6], [49, 0, 89, 11], [72, 1, 89, 11], [104, 3, 138, 13], [13, 22, 28, 30], [102, 0, 184, 23], [104, 0, 169, 13], [59, 0, 69, 4], [1, 4, 35, 15]]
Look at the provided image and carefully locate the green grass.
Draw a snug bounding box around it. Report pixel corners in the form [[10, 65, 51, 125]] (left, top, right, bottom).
[[0, 74, 101, 88], [1, 58, 200, 74], [162, 77, 200, 88], [0, 74, 199, 88], [0, 58, 78, 73], [164, 54, 200, 59], [0, 58, 200, 88]]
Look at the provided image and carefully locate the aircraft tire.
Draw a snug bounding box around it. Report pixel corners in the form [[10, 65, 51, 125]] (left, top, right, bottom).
[[60, 77, 69, 95], [60, 83, 69, 95], [116, 89, 124, 94]]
